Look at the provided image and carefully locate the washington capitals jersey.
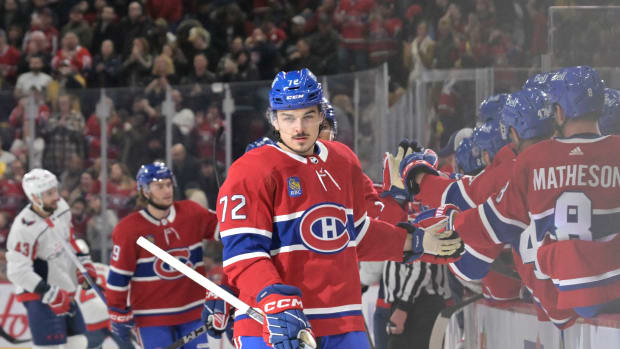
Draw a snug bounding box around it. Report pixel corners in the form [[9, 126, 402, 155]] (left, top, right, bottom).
[[218, 140, 407, 338], [6, 199, 79, 299], [455, 134, 620, 325], [106, 200, 218, 327]]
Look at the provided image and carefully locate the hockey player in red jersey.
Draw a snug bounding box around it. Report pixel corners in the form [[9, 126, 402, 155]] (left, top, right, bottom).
[[218, 68, 463, 349], [429, 66, 620, 324], [6, 169, 89, 349], [105, 162, 219, 349]]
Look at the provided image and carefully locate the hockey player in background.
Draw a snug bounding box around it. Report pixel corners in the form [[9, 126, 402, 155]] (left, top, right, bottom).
[[423, 66, 620, 324], [217, 68, 463, 349], [6, 168, 89, 349], [105, 162, 219, 349]]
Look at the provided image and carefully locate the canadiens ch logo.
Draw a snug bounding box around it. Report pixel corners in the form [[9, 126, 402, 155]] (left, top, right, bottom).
[[298, 203, 351, 254], [153, 247, 194, 280], [287, 177, 303, 197]]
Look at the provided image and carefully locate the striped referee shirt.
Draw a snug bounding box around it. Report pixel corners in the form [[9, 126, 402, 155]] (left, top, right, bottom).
[[382, 260, 451, 305]]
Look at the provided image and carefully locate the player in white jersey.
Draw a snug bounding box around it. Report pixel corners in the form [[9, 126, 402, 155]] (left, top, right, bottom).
[[6, 168, 89, 349]]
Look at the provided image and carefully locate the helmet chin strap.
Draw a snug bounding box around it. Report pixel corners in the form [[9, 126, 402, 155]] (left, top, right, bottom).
[[147, 196, 172, 211]]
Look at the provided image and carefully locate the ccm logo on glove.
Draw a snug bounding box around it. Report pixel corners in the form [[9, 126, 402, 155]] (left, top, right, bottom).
[[262, 298, 303, 313]]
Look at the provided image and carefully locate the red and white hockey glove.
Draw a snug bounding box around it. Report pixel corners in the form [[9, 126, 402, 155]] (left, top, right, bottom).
[[41, 284, 72, 315], [109, 307, 134, 344], [202, 288, 233, 340], [256, 284, 315, 349], [400, 148, 439, 196], [76, 261, 98, 289], [382, 139, 414, 203], [399, 204, 464, 264]]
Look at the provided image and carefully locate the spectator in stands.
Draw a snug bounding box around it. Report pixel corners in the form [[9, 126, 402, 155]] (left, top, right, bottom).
[[51, 31, 93, 77], [119, 1, 153, 56], [121, 37, 152, 87], [85, 193, 118, 262], [16, 30, 49, 75], [435, 16, 460, 69], [22, 8, 59, 55], [9, 86, 51, 150], [245, 27, 279, 80], [70, 197, 88, 239], [181, 53, 216, 85], [198, 159, 219, 210], [144, 54, 177, 107], [69, 169, 99, 203], [14, 54, 51, 98], [283, 38, 323, 74], [42, 94, 86, 175], [0, 136, 16, 169], [8, 159, 25, 182], [186, 26, 219, 72], [90, 39, 121, 87], [0, 169, 26, 220], [146, 0, 183, 26], [333, 0, 374, 72], [108, 161, 136, 196], [281, 15, 308, 58], [171, 143, 200, 199], [0, 211, 9, 249], [309, 14, 340, 75], [92, 5, 122, 56], [7, 23, 24, 53], [208, 3, 246, 55], [0, 29, 20, 87], [61, 5, 93, 49], [216, 36, 244, 75], [406, 20, 435, 83], [192, 104, 224, 160], [0, 0, 28, 31], [106, 161, 137, 217], [262, 19, 287, 49], [59, 154, 84, 196]]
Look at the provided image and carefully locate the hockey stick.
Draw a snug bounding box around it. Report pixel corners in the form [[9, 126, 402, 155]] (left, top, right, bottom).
[[136, 236, 317, 349], [0, 326, 30, 344], [428, 293, 483, 349], [47, 228, 106, 304]]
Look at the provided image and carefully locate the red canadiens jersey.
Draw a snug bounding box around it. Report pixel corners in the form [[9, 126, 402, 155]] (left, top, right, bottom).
[[219, 140, 407, 338], [455, 135, 620, 324], [416, 145, 517, 281], [105, 200, 218, 327]]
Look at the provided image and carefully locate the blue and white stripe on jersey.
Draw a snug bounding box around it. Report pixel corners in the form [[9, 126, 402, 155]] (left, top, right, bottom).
[[221, 206, 369, 267], [107, 241, 203, 289]]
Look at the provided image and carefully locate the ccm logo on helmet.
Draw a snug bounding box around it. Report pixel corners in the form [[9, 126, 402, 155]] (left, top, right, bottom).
[[263, 298, 303, 312], [299, 203, 351, 254], [286, 94, 305, 100], [153, 248, 194, 280]]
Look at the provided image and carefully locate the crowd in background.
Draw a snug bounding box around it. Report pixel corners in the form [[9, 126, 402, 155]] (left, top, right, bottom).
[[0, 0, 611, 276]]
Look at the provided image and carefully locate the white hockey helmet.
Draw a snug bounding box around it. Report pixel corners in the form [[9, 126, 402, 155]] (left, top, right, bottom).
[[22, 168, 59, 209]]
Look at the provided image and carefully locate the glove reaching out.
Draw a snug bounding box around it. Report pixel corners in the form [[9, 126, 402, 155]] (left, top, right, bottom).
[[399, 148, 440, 196], [382, 139, 424, 202], [398, 204, 464, 264]]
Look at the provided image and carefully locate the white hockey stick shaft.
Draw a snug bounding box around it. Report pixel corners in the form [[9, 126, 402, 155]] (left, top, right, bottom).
[[48, 227, 107, 303], [136, 237, 264, 323], [136, 236, 316, 348]]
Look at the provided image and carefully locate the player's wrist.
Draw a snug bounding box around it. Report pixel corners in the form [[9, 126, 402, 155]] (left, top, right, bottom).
[[256, 284, 304, 314], [109, 307, 133, 323]]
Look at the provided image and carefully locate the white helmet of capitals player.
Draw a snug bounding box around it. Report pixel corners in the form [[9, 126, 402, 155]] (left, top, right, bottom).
[[22, 168, 59, 209]]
